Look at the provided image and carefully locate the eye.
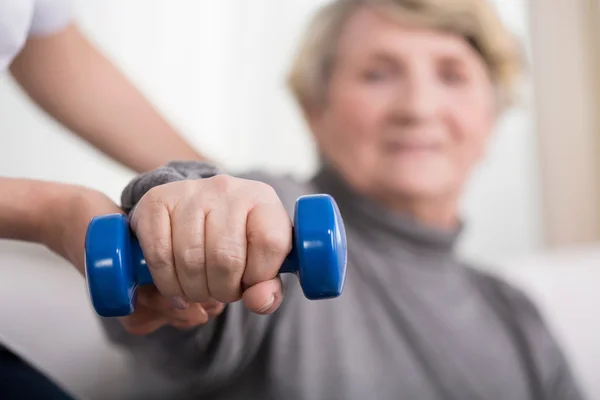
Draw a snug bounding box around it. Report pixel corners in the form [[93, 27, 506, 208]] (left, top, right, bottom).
[[362, 68, 391, 82], [438, 60, 468, 85], [440, 68, 467, 85]]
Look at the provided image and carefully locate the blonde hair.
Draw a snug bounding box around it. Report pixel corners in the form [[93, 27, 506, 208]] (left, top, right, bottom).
[[287, 0, 523, 115]]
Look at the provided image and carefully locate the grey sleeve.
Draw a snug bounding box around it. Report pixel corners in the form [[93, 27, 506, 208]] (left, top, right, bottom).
[[101, 301, 279, 397], [487, 274, 586, 400], [120, 160, 222, 213], [102, 161, 297, 397]]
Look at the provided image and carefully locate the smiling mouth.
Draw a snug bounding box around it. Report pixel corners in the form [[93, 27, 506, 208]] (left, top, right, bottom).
[[384, 142, 441, 153]]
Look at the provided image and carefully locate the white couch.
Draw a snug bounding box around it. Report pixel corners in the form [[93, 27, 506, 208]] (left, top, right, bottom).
[[0, 241, 136, 400], [496, 245, 600, 399], [1, 240, 598, 399]]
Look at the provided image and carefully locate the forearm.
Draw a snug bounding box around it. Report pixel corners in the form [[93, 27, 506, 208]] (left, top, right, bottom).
[[0, 177, 124, 275], [10, 24, 206, 174], [0, 177, 68, 244]]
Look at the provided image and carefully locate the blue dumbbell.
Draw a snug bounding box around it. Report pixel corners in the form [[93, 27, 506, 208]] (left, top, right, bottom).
[[84, 194, 347, 317]]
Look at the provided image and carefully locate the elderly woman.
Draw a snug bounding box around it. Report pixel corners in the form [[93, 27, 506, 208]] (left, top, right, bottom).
[[100, 0, 584, 399]]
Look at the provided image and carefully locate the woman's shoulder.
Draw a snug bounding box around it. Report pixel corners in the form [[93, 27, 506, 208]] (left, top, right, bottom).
[[465, 265, 555, 338], [466, 265, 584, 396], [466, 267, 542, 319]]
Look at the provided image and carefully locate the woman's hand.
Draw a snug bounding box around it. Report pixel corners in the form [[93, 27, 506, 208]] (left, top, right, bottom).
[[45, 185, 222, 335], [118, 286, 225, 335], [129, 174, 292, 316]]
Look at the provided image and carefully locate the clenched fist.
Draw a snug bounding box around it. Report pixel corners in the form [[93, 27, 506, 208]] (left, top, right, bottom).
[[129, 174, 292, 316]]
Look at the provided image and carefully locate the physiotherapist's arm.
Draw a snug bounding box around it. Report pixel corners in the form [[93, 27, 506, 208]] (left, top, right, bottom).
[[0, 177, 218, 333], [0, 177, 122, 274], [9, 23, 208, 174]]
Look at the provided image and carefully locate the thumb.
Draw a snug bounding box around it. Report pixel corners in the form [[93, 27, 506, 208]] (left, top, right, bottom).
[[242, 276, 284, 314]]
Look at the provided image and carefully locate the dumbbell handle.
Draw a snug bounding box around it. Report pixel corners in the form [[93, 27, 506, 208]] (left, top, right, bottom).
[[128, 234, 300, 287]]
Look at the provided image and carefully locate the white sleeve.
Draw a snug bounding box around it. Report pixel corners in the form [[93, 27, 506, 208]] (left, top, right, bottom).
[[29, 0, 73, 36]]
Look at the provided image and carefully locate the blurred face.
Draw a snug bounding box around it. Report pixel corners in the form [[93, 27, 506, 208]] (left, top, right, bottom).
[[309, 7, 496, 223]]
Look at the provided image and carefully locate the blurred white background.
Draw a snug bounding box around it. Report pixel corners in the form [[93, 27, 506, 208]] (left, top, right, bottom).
[[0, 0, 538, 266]]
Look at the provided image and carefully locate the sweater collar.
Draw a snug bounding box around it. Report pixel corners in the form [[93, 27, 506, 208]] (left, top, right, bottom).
[[311, 164, 463, 255]]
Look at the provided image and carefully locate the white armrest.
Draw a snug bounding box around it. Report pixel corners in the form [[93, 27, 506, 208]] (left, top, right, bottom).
[[498, 245, 600, 400]]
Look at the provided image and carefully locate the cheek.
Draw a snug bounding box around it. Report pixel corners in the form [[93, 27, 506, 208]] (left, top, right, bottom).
[[332, 82, 384, 139], [319, 82, 386, 157], [449, 89, 495, 164]]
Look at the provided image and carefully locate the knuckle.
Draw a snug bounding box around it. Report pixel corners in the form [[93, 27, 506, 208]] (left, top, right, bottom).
[[208, 174, 235, 193], [252, 229, 291, 256], [141, 181, 191, 213], [253, 181, 277, 199], [133, 196, 168, 228], [178, 245, 206, 275], [141, 185, 165, 206], [145, 238, 173, 269], [178, 179, 200, 197]]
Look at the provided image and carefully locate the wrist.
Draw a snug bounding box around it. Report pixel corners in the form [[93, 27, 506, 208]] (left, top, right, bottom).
[[121, 160, 220, 214], [0, 178, 73, 245], [40, 184, 122, 272], [38, 183, 87, 259]]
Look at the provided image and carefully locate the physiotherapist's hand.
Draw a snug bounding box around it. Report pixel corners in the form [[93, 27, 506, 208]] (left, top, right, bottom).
[[129, 175, 291, 317], [44, 185, 221, 335]]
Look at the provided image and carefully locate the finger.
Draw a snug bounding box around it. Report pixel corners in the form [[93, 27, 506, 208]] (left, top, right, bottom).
[[199, 298, 223, 311], [242, 276, 284, 314], [205, 202, 249, 303], [130, 195, 185, 304], [119, 304, 168, 336], [166, 303, 209, 327], [138, 287, 209, 323], [137, 286, 173, 312], [202, 300, 225, 317], [168, 310, 208, 330], [244, 202, 292, 287], [172, 200, 210, 302], [169, 321, 199, 330]]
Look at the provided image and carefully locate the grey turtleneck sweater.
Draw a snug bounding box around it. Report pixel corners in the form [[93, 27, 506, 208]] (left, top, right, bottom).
[[101, 162, 583, 400]]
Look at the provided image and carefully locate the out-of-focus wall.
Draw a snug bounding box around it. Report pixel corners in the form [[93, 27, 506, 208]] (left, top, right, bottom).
[[529, 0, 600, 247]]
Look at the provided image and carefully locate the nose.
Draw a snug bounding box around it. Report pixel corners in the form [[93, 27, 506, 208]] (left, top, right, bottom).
[[393, 69, 438, 124]]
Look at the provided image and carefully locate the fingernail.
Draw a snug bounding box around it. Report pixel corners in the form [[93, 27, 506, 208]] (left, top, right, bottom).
[[258, 294, 275, 313], [171, 296, 189, 310], [200, 307, 208, 318]]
